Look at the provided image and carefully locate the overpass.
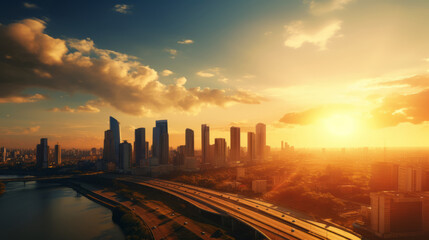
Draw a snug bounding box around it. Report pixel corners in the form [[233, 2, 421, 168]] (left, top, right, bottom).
[[109, 175, 362, 240], [0, 172, 102, 183]]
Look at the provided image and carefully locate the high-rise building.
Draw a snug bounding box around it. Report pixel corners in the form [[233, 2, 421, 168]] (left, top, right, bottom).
[[214, 138, 226, 166], [370, 192, 429, 238], [398, 166, 425, 192], [1, 147, 6, 163], [230, 127, 240, 162], [153, 120, 169, 165], [134, 128, 146, 167], [119, 140, 132, 171], [201, 124, 210, 164], [174, 145, 186, 166], [103, 130, 115, 168], [185, 128, 194, 157], [54, 144, 61, 165], [36, 138, 49, 169], [247, 132, 256, 162], [109, 116, 121, 164], [370, 162, 399, 191], [255, 123, 266, 161]]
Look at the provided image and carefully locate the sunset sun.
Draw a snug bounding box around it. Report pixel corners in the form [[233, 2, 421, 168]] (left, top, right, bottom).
[[323, 114, 357, 137]]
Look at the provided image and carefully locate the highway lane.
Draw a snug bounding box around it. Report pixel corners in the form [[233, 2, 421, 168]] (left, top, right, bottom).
[[150, 178, 360, 240], [120, 176, 326, 240]]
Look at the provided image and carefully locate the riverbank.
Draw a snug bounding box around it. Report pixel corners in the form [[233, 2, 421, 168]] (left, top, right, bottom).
[[68, 182, 154, 240]]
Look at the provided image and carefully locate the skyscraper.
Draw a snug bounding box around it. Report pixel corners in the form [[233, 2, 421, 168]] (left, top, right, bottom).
[[109, 116, 121, 164], [185, 128, 194, 157], [134, 128, 146, 167], [247, 132, 256, 162], [103, 130, 115, 168], [201, 124, 210, 164], [153, 120, 169, 165], [119, 140, 132, 171], [1, 147, 6, 163], [54, 144, 61, 165], [255, 123, 266, 161], [36, 138, 49, 169], [214, 138, 226, 166], [230, 127, 240, 162]]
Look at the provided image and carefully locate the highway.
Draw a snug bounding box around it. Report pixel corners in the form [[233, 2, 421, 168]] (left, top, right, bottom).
[[115, 176, 362, 240]]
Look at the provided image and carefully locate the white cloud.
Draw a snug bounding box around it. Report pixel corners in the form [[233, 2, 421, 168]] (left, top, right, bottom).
[[0, 94, 46, 103], [177, 39, 194, 44], [165, 48, 177, 59], [196, 71, 215, 78], [114, 4, 132, 14], [284, 20, 342, 50], [23, 2, 38, 9], [161, 69, 173, 76], [0, 19, 264, 116], [50, 104, 100, 113], [307, 0, 354, 15]]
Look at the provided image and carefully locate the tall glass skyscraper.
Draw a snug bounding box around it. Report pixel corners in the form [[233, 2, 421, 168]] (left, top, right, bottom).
[[134, 128, 146, 167], [201, 124, 210, 164], [153, 120, 169, 165], [109, 116, 121, 164]]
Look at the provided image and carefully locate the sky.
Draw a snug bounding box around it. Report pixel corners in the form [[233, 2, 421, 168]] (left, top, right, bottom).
[[1, 0, 429, 149]]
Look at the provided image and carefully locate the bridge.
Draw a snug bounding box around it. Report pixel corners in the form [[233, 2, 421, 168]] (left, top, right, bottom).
[[108, 175, 362, 240], [0, 172, 102, 183]]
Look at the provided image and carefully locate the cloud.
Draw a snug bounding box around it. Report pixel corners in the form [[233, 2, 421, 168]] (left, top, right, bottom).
[[279, 104, 353, 125], [1, 125, 40, 135], [177, 39, 194, 44], [196, 67, 228, 82], [23, 2, 38, 9], [0, 93, 46, 103], [284, 20, 342, 50], [0, 19, 264, 116], [175, 77, 187, 87], [161, 69, 173, 76], [50, 103, 100, 113], [165, 48, 177, 59], [114, 4, 132, 14], [306, 0, 354, 15]]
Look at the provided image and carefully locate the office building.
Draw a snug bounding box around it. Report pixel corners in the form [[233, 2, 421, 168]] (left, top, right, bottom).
[[230, 127, 240, 162], [201, 124, 210, 164], [252, 180, 268, 193], [185, 128, 194, 157], [370, 162, 399, 191], [255, 123, 266, 161], [174, 145, 186, 166], [103, 130, 115, 169], [54, 144, 61, 165], [370, 192, 429, 238], [134, 128, 147, 167], [36, 138, 49, 169], [109, 116, 121, 164], [1, 147, 5, 162], [153, 120, 169, 165], [119, 141, 132, 171], [247, 132, 256, 162], [214, 138, 226, 166]]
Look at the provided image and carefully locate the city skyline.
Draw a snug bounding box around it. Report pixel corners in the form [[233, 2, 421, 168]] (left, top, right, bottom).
[[2, 0, 429, 149]]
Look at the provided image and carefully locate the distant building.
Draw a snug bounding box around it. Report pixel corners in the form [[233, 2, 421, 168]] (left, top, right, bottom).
[[252, 180, 267, 193], [185, 128, 194, 157], [247, 132, 256, 162], [119, 141, 132, 172], [370, 162, 399, 191], [370, 191, 429, 238], [237, 167, 245, 179], [54, 144, 61, 165], [153, 120, 169, 165], [1, 147, 6, 162], [36, 138, 49, 169], [174, 145, 186, 166], [134, 128, 147, 167], [109, 116, 121, 165], [255, 123, 266, 161], [103, 130, 116, 170], [201, 124, 210, 164], [230, 127, 240, 162], [214, 138, 226, 166]]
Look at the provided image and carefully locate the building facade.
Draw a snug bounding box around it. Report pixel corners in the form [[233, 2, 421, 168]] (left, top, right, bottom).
[[230, 127, 240, 162], [255, 123, 266, 161]]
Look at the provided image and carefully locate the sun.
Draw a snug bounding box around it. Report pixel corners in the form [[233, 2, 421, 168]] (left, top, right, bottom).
[[323, 114, 357, 137]]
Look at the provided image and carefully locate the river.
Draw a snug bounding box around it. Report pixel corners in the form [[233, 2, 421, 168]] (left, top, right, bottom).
[[0, 175, 125, 240]]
